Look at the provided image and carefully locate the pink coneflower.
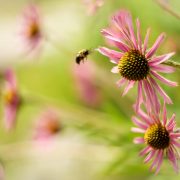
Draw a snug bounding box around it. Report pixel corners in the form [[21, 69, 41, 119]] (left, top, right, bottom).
[[98, 10, 177, 112], [33, 109, 61, 141], [73, 61, 101, 107], [3, 69, 21, 130], [132, 103, 180, 174], [83, 0, 104, 15], [20, 4, 43, 54]]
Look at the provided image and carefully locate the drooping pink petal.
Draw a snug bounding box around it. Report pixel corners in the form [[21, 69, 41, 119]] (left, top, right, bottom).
[[167, 114, 176, 131], [167, 146, 179, 173], [150, 64, 175, 73], [133, 137, 144, 144], [148, 76, 173, 104], [136, 18, 142, 52], [131, 127, 145, 133], [101, 28, 121, 40], [142, 81, 152, 114], [116, 78, 127, 87], [112, 11, 132, 43], [143, 80, 155, 113], [171, 140, 180, 148], [142, 28, 151, 54], [111, 66, 119, 73], [135, 81, 143, 112], [148, 52, 175, 65], [122, 80, 135, 96], [155, 150, 164, 174], [132, 116, 148, 130], [125, 12, 138, 49], [146, 33, 165, 59], [139, 146, 151, 156], [145, 78, 160, 114], [150, 70, 177, 87], [170, 133, 180, 138], [111, 18, 130, 43], [149, 150, 161, 171], [137, 108, 152, 125], [101, 29, 130, 52], [144, 150, 156, 163], [149, 113, 161, 125], [110, 59, 119, 64], [162, 102, 167, 125], [97, 47, 123, 62]]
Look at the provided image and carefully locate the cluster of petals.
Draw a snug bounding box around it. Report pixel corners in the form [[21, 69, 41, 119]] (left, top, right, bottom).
[[98, 10, 177, 113], [19, 4, 43, 54], [33, 109, 61, 141], [83, 0, 104, 15], [3, 69, 21, 130], [132, 104, 180, 174]]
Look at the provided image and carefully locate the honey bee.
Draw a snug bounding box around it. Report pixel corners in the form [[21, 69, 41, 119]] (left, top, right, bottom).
[[75, 49, 91, 64]]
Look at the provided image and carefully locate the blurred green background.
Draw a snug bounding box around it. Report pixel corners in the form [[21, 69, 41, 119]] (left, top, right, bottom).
[[0, 0, 180, 179]]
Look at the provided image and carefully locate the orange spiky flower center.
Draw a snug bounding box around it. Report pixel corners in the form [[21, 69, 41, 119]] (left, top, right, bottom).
[[118, 50, 149, 81], [144, 123, 170, 149]]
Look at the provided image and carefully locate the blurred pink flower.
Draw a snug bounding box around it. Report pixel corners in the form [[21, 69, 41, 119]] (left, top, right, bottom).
[[83, 0, 104, 15], [19, 4, 43, 54], [98, 10, 177, 113], [3, 69, 21, 130], [73, 61, 101, 107], [34, 109, 61, 141], [0, 164, 4, 180], [132, 103, 180, 174]]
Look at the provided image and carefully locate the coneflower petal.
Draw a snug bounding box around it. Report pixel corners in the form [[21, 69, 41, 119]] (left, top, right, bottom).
[[146, 33, 165, 59]]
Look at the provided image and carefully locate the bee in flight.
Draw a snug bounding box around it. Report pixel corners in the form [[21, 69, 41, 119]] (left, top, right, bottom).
[[75, 49, 91, 64]]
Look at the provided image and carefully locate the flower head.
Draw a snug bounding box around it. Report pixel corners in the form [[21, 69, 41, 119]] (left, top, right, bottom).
[[83, 0, 104, 15], [98, 10, 177, 112], [132, 103, 180, 174], [3, 69, 21, 130], [20, 4, 43, 54], [33, 109, 61, 141]]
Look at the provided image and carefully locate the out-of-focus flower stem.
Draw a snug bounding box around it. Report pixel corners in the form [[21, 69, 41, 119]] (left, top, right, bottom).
[[21, 90, 121, 132], [163, 60, 180, 69], [154, 0, 180, 20]]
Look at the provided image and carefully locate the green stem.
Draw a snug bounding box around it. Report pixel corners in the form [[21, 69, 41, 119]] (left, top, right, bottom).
[[163, 60, 180, 69], [21, 90, 122, 132], [154, 0, 180, 20]]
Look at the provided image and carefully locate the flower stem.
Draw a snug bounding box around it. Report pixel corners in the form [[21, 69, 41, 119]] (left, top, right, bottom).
[[154, 0, 180, 20], [163, 60, 180, 69]]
